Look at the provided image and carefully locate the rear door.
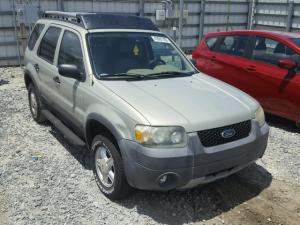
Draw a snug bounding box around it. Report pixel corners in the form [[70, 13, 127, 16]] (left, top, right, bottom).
[[242, 35, 300, 121], [206, 35, 253, 88], [35, 26, 62, 105]]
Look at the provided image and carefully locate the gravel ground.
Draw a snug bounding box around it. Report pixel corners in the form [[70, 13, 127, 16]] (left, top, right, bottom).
[[0, 67, 299, 225]]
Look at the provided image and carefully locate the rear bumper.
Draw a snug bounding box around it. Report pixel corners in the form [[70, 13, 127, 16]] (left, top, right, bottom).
[[119, 121, 269, 191]]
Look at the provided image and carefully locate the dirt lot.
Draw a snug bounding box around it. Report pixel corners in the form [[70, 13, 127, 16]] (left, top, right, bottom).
[[0, 67, 299, 225]]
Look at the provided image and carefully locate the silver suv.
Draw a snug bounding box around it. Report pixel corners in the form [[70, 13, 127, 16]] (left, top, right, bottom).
[[24, 11, 269, 199]]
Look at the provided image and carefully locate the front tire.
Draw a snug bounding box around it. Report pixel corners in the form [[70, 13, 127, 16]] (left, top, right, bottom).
[[92, 134, 131, 200], [28, 84, 46, 123]]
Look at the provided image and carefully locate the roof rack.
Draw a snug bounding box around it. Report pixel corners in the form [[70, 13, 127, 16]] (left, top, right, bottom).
[[42, 11, 159, 31], [43, 11, 85, 27]]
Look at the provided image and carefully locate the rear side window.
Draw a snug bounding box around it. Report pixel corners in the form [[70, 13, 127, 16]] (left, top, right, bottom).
[[252, 36, 298, 65], [28, 23, 45, 50], [38, 27, 61, 64], [217, 35, 250, 57], [58, 31, 84, 73], [205, 37, 218, 50]]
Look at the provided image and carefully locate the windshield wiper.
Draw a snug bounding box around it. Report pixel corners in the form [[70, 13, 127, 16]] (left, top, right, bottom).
[[145, 71, 195, 77], [99, 71, 195, 80], [99, 73, 146, 80]]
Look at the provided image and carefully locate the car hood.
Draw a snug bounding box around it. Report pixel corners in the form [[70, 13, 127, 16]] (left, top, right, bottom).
[[99, 73, 258, 132]]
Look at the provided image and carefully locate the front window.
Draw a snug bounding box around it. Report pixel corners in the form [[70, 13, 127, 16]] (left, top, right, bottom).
[[58, 31, 85, 74], [87, 32, 196, 79], [252, 36, 299, 66]]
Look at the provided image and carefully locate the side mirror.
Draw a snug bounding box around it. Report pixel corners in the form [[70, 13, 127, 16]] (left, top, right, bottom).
[[278, 58, 297, 70], [58, 64, 82, 80]]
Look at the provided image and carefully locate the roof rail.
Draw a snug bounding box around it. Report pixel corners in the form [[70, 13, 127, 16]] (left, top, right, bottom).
[[43, 11, 85, 27], [42, 11, 159, 31]]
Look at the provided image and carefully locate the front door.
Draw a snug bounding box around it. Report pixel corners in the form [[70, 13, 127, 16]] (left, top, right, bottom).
[[54, 29, 86, 132], [207, 35, 253, 88], [242, 35, 300, 121]]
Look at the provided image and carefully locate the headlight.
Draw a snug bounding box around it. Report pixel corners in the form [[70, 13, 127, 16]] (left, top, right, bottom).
[[135, 125, 187, 148], [255, 106, 265, 127]]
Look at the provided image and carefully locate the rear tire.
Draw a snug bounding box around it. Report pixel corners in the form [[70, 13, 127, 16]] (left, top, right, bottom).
[[92, 134, 131, 200], [28, 84, 46, 123]]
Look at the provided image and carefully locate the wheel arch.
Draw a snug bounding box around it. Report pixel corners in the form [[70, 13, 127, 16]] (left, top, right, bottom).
[[85, 113, 126, 152], [24, 69, 38, 90]]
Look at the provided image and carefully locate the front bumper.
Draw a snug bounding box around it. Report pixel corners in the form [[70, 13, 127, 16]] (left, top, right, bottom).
[[119, 121, 269, 191]]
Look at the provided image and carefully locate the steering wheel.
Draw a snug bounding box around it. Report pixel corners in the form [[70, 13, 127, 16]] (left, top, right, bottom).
[[148, 58, 165, 68]]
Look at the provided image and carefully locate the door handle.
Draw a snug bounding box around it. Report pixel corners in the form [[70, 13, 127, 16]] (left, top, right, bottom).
[[210, 56, 217, 61], [245, 65, 256, 72], [34, 64, 39, 72], [53, 76, 61, 84]]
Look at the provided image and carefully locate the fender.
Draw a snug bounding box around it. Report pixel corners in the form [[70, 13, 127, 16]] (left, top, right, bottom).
[[84, 104, 137, 151]]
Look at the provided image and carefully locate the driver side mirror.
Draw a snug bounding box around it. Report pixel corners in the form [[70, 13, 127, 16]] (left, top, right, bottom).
[[278, 58, 297, 70], [58, 64, 83, 80]]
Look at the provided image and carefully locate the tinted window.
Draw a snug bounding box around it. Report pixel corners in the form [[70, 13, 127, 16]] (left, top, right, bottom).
[[252, 36, 299, 66], [206, 37, 218, 50], [58, 31, 84, 73], [28, 23, 45, 50], [38, 27, 61, 63], [218, 35, 249, 56]]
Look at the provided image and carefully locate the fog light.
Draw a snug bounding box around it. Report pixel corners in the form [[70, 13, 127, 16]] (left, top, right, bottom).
[[159, 175, 168, 184], [157, 173, 178, 190]]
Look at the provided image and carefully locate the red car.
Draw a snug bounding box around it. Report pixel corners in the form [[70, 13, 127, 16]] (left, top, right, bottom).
[[192, 30, 300, 126]]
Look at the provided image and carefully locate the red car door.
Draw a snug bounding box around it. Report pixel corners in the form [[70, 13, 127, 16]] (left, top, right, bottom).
[[239, 35, 300, 122], [202, 35, 253, 88], [192, 36, 218, 75]]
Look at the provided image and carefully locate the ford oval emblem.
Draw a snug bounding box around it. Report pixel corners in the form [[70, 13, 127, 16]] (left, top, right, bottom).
[[221, 128, 236, 139]]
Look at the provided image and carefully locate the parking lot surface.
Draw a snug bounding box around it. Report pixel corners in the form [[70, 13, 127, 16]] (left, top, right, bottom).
[[0, 67, 299, 225]]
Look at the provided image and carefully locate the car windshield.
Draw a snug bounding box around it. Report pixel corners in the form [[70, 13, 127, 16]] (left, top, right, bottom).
[[87, 32, 196, 79]]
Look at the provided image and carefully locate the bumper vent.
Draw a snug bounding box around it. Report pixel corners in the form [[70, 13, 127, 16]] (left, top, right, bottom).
[[198, 120, 251, 147]]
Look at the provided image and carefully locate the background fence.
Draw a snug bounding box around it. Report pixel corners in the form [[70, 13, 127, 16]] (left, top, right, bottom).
[[0, 0, 299, 66]]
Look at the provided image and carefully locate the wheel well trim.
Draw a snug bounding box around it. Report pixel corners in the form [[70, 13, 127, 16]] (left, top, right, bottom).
[[24, 69, 38, 89], [84, 113, 124, 149]]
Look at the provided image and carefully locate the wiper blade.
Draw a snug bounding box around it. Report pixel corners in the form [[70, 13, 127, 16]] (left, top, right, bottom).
[[146, 71, 194, 77], [99, 73, 145, 80], [99, 71, 195, 80]]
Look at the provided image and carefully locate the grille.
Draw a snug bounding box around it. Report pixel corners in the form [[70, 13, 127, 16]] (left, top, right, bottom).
[[198, 120, 251, 147]]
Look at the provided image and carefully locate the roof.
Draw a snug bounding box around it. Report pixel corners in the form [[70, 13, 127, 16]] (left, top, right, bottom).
[[205, 29, 300, 39], [43, 11, 159, 31]]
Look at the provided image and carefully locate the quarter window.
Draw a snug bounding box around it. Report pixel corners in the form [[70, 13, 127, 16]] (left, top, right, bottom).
[[58, 31, 84, 73], [28, 23, 45, 50], [217, 35, 249, 57], [252, 36, 299, 66], [38, 27, 61, 64]]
